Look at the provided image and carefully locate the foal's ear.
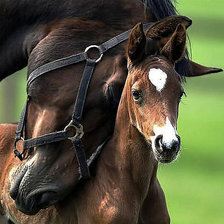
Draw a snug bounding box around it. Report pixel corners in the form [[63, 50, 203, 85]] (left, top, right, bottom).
[[145, 15, 191, 49], [160, 24, 186, 63], [127, 23, 146, 65]]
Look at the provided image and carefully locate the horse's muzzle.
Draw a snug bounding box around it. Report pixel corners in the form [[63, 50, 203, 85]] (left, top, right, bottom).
[[154, 134, 181, 163]]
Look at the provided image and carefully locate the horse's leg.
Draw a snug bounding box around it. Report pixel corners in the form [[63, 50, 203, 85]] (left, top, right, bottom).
[[138, 178, 170, 224]]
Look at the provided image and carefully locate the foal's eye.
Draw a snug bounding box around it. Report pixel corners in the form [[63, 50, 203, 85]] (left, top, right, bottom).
[[132, 89, 141, 101]]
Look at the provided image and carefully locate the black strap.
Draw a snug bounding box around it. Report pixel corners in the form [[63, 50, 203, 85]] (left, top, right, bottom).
[[15, 100, 28, 141], [72, 139, 90, 179], [72, 61, 96, 125], [23, 131, 68, 149], [14, 100, 29, 160], [27, 53, 86, 87], [27, 23, 153, 88], [100, 23, 152, 52]]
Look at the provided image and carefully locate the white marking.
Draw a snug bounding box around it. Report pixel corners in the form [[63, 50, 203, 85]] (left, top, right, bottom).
[[151, 117, 178, 151], [136, 120, 141, 132], [148, 68, 167, 92]]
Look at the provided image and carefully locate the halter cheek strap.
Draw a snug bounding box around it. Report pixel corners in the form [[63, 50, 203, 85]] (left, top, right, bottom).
[[14, 23, 153, 180]]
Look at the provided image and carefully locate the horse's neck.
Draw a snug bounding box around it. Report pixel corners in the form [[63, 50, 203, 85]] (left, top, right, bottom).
[[103, 91, 157, 200], [0, 0, 148, 80]]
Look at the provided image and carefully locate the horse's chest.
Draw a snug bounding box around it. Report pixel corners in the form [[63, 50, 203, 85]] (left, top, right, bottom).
[[83, 188, 139, 224]]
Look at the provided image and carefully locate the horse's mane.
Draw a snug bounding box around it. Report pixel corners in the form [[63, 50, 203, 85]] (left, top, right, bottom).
[[142, 0, 177, 19]]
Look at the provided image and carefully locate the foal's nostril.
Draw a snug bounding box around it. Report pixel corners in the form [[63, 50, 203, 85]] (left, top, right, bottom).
[[155, 135, 163, 153], [168, 136, 181, 152], [170, 140, 179, 151], [154, 135, 181, 154]]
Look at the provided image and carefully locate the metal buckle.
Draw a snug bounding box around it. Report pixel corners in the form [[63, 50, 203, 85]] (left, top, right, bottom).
[[84, 45, 103, 63], [64, 121, 84, 141], [14, 137, 24, 161]]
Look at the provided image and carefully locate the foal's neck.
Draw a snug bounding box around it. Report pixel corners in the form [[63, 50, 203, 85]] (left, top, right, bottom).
[[109, 90, 157, 199]]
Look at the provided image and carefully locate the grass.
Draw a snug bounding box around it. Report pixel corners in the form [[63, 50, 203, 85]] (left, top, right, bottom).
[[158, 0, 224, 223], [159, 86, 224, 223]]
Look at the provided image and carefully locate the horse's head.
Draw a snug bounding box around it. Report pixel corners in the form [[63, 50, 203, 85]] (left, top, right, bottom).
[[125, 22, 187, 163], [9, 19, 128, 215]]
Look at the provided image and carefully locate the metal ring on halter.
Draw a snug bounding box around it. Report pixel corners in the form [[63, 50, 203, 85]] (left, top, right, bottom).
[[64, 121, 84, 141], [14, 137, 24, 160], [84, 45, 103, 63]]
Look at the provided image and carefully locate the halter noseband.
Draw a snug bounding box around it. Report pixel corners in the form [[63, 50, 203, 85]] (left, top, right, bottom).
[[14, 23, 153, 180]]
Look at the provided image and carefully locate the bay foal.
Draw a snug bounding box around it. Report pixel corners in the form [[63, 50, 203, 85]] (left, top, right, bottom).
[[78, 22, 187, 224]]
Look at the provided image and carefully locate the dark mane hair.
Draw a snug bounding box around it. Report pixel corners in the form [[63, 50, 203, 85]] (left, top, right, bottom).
[[142, 0, 177, 19]]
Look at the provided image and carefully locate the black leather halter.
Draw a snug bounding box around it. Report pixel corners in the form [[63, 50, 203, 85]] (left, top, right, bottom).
[[14, 23, 153, 180]]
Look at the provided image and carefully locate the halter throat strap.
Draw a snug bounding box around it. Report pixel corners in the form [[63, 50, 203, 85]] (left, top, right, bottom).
[[14, 23, 153, 180]]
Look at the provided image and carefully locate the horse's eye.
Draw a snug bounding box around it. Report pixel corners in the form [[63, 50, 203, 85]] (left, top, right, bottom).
[[132, 89, 141, 101]]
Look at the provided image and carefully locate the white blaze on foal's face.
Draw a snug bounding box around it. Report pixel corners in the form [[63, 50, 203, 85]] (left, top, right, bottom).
[[151, 117, 178, 152], [148, 68, 167, 92]]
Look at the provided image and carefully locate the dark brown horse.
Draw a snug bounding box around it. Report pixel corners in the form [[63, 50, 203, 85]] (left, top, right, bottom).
[[0, 0, 222, 223]]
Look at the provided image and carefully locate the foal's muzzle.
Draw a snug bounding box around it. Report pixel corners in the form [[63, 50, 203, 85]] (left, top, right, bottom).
[[154, 134, 181, 163]]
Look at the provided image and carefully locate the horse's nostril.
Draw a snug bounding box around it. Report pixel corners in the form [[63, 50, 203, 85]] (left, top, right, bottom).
[[155, 135, 163, 153], [172, 135, 181, 151], [167, 136, 181, 152], [154, 135, 181, 154], [10, 164, 28, 200], [171, 140, 179, 151], [35, 191, 57, 208]]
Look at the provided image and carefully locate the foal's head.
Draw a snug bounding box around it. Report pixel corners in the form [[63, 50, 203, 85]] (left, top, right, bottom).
[[125, 22, 187, 163]]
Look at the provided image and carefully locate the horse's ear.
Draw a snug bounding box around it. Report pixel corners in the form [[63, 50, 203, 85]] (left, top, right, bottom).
[[160, 24, 186, 63], [186, 60, 223, 77], [127, 23, 146, 65], [145, 15, 191, 49]]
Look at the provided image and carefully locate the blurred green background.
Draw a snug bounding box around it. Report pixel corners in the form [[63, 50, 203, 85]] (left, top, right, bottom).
[[158, 0, 224, 224], [0, 0, 223, 223]]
